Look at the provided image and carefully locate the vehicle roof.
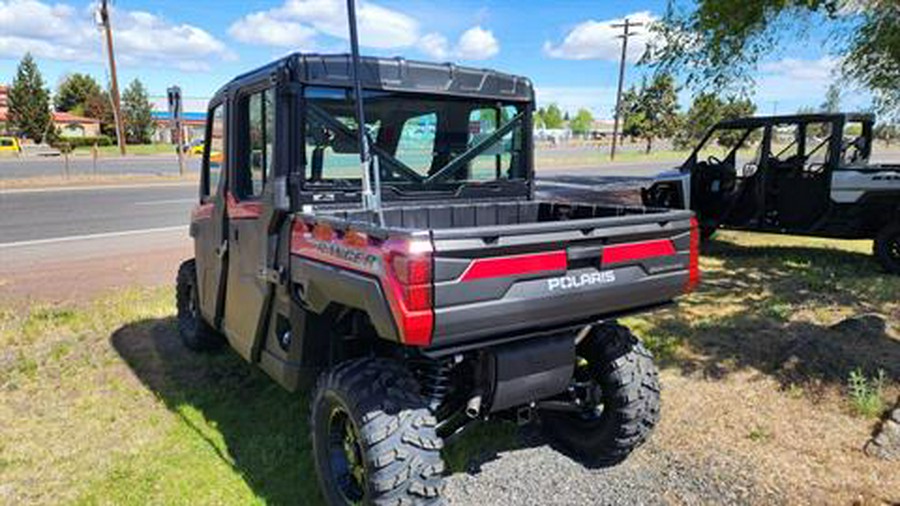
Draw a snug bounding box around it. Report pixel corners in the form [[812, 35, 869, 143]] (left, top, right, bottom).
[[212, 53, 534, 105], [716, 112, 875, 129]]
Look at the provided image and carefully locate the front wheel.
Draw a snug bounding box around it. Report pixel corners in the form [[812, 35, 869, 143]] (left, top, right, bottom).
[[539, 322, 661, 466], [874, 222, 900, 274], [310, 358, 445, 505]]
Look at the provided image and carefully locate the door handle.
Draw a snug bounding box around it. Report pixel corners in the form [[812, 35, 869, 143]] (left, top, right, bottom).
[[215, 240, 228, 258]]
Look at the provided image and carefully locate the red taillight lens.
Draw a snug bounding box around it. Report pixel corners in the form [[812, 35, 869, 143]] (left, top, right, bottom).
[[687, 216, 701, 293], [391, 254, 432, 285], [384, 239, 434, 346]]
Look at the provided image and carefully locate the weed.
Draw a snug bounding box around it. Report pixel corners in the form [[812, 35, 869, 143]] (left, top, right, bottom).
[[847, 368, 887, 418], [747, 425, 772, 443]]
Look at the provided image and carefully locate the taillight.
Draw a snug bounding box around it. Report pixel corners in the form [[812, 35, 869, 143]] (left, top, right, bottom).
[[687, 216, 701, 293], [385, 238, 434, 345]]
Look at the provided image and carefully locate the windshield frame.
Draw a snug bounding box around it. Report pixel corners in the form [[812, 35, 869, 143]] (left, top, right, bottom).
[[298, 85, 533, 201]]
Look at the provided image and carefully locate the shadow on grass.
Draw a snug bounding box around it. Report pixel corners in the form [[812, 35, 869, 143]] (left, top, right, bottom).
[[647, 237, 900, 392], [110, 319, 531, 505]]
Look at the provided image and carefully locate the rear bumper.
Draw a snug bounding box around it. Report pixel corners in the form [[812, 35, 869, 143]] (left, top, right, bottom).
[[429, 265, 686, 350]]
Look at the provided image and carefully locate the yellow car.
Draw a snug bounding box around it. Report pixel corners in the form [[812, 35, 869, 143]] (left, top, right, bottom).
[[0, 136, 21, 154], [189, 143, 205, 156]]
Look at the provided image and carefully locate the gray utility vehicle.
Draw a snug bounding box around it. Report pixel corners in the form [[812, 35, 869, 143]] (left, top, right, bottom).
[[177, 53, 700, 505], [643, 113, 900, 273]]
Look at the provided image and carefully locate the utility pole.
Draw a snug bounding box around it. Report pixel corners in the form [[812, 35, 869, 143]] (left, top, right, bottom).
[[610, 18, 643, 161], [168, 86, 185, 176], [98, 0, 126, 156]]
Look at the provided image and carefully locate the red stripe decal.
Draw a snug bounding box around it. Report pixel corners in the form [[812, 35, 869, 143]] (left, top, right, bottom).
[[603, 240, 676, 264], [191, 202, 214, 222], [461, 251, 567, 282]]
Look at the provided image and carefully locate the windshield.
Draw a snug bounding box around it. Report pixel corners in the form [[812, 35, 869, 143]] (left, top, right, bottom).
[[303, 87, 528, 190]]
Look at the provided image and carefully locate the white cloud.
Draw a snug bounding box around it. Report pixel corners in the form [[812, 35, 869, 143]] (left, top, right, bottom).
[[419, 26, 499, 61], [231, 0, 499, 61], [418, 32, 449, 60], [758, 56, 838, 83], [230, 0, 420, 51], [543, 11, 657, 62], [0, 0, 231, 70], [229, 12, 318, 48], [455, 26, 499, 60]]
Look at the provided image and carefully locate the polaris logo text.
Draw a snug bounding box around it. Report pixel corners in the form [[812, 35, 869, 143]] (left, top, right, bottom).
[[548, 271, 616, 292]]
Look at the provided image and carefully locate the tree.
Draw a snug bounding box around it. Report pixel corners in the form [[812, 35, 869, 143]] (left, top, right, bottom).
[[543, 104, 564, 129], [675, 93, 757, 149], [534, 107, 546, 129], [820, 83, 841, 113], [569, 108, 594, 136], [874, 123, 900, 146], [121, 79, 155, 144], [644, 1, 900, 118], [54, 73, 103, 115], [620, 74, 681, 153], [8, 53, 51, 142]]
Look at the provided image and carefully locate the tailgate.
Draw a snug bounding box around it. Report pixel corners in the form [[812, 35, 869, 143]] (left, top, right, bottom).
[[429, 210, 696, 349]]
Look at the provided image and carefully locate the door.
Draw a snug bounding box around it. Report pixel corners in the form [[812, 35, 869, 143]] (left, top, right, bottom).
[[192, 102, 228, 325], [221, 86, 276, 360]]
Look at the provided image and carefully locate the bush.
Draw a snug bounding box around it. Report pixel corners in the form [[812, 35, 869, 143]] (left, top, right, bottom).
[[52, 135, 113, 149], [847, 368, 887, 418]]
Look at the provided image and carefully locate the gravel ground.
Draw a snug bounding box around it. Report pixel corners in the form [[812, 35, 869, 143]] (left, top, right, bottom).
[[445, 430, 782, 506]]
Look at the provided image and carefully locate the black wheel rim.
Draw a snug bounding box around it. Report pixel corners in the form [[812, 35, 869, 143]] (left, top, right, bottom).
[[327, 407, 366, 504], [889, 234, 900, 261]]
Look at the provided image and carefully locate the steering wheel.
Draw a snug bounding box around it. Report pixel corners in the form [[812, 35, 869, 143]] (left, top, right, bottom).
[[707, 155, 723, 165]]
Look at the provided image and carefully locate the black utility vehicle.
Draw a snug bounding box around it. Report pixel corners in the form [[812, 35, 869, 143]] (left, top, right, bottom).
[[643, 113, 900, 272], [177, 54, 699, 505]]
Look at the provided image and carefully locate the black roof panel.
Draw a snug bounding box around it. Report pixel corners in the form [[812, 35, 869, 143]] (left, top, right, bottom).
[[218, 53, 534, 103]]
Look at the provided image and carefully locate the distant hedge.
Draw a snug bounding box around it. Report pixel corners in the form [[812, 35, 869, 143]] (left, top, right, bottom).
[[53, 136, 114, 149]]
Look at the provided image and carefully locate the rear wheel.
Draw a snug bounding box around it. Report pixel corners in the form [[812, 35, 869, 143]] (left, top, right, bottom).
[[176, 259, 224, 351], [539, 322, 660, 466], [311, 358, 445, 506], [874, 222, 900, 274]]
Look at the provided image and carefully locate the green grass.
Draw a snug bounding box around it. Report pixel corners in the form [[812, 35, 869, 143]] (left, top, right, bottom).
[[71, 143, 180, 157]]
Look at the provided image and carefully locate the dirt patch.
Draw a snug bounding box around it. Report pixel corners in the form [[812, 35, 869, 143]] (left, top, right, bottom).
[[0, 230, 191, 307]]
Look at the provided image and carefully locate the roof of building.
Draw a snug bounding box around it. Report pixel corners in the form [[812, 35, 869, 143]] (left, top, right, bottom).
[[151, 111, 207, 123], [0, 110, 100, 124]]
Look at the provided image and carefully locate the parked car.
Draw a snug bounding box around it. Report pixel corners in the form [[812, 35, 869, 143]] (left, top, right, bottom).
[[0, 136, 21, 155]]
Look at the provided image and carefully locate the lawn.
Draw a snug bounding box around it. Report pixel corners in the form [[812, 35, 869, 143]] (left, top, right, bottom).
[[70, 144, 184, 157], [0, 231, 897, 505]]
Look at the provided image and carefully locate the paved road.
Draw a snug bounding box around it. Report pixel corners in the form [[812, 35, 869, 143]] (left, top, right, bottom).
[[1, 183, 198, 244], [0, 154, 201, 180]]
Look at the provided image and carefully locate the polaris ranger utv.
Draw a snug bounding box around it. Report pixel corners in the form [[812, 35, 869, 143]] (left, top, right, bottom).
[[177, 53, 699, 505], [642, 113, 900, 273]]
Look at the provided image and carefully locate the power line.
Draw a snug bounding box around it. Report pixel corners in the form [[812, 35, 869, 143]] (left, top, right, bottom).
[[610, 18, 643, 161]]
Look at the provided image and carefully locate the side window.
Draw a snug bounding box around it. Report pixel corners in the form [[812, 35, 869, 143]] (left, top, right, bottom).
[[395, 113, 436, 175], [203, 104, 225, 200], [237, 88, 275, 199]]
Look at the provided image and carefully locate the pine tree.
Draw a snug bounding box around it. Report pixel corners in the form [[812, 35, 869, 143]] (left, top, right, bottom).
[[8, 53, 51, 143], [122, 79, 155, 144]]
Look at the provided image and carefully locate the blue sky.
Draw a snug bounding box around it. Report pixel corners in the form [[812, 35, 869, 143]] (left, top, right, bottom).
[[0, 0, 870, 117]]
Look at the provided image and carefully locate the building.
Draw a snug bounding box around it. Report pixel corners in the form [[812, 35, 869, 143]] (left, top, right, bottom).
[[0, 85, 9, 135], [52, 112, 101, 137], [1, 83, 101, 138], [151, 111, 207, 144]]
